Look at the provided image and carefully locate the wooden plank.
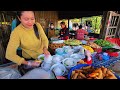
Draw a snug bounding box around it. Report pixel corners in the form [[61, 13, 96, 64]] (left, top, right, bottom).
[[108, 26, 117, 28], [113, 16, 117, 26]]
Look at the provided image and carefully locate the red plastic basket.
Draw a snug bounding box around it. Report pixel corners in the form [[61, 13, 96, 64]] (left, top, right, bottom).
[[106, 50, 119, 57], [106, 37, 120, 46]]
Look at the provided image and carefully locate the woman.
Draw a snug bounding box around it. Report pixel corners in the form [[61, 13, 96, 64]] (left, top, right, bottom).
[[76, 24, 88, 40], [59, 21, 69, 40], [46, 23, 56, 41], [6, 11, 50, 75]]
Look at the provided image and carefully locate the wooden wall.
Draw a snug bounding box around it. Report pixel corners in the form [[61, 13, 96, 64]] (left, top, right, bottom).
[[34, 11, 58, 31]]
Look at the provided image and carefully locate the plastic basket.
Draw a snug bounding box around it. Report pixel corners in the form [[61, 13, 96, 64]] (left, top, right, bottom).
[[68, 64, 90, 79], [67, 64, 120, 79], [49, 43, 65, 50], [106, 37, 120, 46]]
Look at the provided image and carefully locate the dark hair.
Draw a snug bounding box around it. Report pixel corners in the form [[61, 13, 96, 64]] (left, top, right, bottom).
[[50, 23, 54, 25], [73, 23, 78, 27], [15, 11, 39, 39], [16, 11, 24, 26], [60, 21, 65, 25], [79, 25, 82, 29]]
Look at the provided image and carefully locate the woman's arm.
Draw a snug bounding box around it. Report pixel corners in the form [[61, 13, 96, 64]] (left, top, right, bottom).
[[5, 30, 25, 65]]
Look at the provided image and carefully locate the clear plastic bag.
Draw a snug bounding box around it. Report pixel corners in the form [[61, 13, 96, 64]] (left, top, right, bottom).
[[20, 68, 56, 79], [0, 67, 21, 79], [41, 62, 52, 71], [50, 64, 66, 76], [55, 48, 64, 55], [52, 55, 64, 64], [44, 55, 53, 63]]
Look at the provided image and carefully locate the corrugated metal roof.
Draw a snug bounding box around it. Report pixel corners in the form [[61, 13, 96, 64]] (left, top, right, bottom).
[[58, 11, 104, 19]]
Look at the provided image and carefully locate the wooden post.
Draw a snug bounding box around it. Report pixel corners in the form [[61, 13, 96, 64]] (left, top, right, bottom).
[[99, 11, 109, 39]]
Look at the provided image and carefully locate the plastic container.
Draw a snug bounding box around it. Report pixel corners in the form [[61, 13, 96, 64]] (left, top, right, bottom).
[[106, 51, 119, 57], [68, 64, 90, 79], [67, 64, 120, 79], [106, 37, 120, 46]]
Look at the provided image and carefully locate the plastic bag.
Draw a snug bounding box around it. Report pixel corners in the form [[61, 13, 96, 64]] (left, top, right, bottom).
[[50, 64, 66, 76], [63, 46, 71, 53], [0, 67, 21, 79], [55, 48, 64, 55], [44, 55, 53, 63], [41, 62, 52, 71], [62, 58, 77, 69], [52, 55, 64, 64], [70, 54, 82, 62], [20, 68, 56, 79], [73, 46, 83, 53]]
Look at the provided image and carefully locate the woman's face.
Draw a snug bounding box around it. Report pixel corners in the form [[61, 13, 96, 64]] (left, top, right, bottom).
[[19, 11, 35, 29], [60, 24, 66, 29]]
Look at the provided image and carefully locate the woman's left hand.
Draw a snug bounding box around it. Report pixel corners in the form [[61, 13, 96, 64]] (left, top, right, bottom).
[[43, 48, 50, 56]]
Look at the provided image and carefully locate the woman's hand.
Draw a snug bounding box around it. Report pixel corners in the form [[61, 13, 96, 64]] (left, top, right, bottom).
[[27, 61, 40, 67], [43, 47, 50, 56]]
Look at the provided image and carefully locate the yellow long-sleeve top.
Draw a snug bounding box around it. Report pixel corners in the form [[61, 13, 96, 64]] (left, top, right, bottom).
[[6, 22, 49, 65]]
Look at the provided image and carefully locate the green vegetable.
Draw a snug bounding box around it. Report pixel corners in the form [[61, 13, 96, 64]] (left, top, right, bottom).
[[94, 39, 114, 47], [40, 57, 44, 60]]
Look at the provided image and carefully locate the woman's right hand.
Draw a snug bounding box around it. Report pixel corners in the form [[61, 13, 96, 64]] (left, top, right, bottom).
[[27, 61, 40, 67]]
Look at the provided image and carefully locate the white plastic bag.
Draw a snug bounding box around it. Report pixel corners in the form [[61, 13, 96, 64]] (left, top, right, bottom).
[[52, 55, 64, 64], [44, 55, 53, 63], [50, 64, 66, 76], [20, 68, 56, 79], [0, 67, 21, 79], [41, 62, 52, 71], [55, 48, 64, 55]]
